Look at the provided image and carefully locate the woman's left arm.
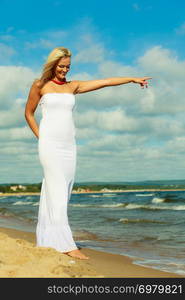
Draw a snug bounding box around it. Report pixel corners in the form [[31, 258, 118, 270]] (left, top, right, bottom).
[[73, 77, 152, 94]]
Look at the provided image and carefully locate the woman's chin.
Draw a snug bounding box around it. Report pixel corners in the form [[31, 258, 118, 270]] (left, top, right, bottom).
[[58, 76, 66, 80]]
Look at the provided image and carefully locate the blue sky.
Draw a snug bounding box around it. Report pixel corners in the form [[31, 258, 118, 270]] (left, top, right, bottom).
[[1, 0, 185, 183]]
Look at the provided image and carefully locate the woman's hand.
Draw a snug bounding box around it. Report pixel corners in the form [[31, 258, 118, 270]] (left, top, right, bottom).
[[132, 77, 152, 88]]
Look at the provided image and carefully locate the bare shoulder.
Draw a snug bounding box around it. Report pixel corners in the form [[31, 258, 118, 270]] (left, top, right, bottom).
[[67, 80, 81, 94], [28, 79, 42, 100], [31, 79, 45, 97], [32, 79, 42, 89]]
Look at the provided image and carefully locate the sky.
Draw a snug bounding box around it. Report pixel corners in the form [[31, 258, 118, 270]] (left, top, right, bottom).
[[1, 0, 185, 183]]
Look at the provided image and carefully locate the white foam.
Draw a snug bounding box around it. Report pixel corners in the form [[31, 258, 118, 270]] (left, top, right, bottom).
[[152, 197, 165, 203], [134, 259, 185, 276], [125, 204, 143, 209], [136, 194, 154, 197], [119, 218, 129, 223], [102, 193, 116, 196], [70, 203, 124, 208], [101, 203, 124, 208], [70, 202, 185, 210], [13, 201, 34, 205], [70, 204, 93, 207], [125, 203, 185, 210]]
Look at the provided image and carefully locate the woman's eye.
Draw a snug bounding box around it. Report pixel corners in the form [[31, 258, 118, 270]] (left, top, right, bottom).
[[58, 65, 70, 68]]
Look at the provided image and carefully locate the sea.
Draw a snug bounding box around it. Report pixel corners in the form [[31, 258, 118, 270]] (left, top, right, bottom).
[[0, 188, 185, 276]]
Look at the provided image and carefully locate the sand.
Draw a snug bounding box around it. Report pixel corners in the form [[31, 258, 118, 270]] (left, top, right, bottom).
[[0, 227, 183, 278]]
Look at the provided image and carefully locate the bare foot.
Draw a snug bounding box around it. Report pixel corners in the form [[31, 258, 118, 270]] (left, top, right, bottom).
[[64, 249, 89, 260]]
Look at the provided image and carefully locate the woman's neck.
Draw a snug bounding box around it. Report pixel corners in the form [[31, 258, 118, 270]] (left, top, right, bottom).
[[51, 78, 66, 85]]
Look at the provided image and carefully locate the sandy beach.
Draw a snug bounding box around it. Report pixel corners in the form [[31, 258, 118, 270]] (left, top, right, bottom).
[[0, 226, 183, 278]]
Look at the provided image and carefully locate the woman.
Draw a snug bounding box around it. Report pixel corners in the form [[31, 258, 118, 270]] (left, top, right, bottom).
[[25, 47, 151, 260]]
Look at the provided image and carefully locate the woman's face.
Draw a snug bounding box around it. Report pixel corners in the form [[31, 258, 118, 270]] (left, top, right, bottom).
[[54, 56, 71, 80]]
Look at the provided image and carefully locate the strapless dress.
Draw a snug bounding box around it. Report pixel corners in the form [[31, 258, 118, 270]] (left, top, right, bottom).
[[36, 93, 78, 252]]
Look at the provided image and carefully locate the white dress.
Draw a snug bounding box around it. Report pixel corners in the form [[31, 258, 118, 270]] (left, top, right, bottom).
[[36, 92, 78, 253]]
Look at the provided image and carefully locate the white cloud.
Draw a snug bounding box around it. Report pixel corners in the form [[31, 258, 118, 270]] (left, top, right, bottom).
[[76, 108, 137, 131], [0, 127, 33, 140], [24, 29, 68, 50], [73, 44, 105, 63], [140, 88, 155, 112], [138, 46, 185, 77], [25, 39, 54, 49], [0, 43, 16, 62], [0, 66, 38, 109]]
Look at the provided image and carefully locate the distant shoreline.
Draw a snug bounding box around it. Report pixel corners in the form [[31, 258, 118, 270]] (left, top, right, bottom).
[[1, 188, 185, 197]]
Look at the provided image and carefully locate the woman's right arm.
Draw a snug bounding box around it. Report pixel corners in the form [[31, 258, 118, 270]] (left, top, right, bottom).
[[24, 81, 41, 139]]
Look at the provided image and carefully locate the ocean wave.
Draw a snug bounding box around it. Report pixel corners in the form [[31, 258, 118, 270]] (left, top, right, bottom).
[[152, 197, 166, 203], [102, 193, 117, 196], [69, 203, 94, 208], [134, 259, 185, 276], [69, 203, 139, 209], [70, 203, 127, 208], [70, 202, 185, 210], [125, 204, 145, 209], [0, 207, 15, 217], [104, 217, 118, 222], [119, 218, 166, 224], [169, 205, 185, 210], [13, 201, 35, 205], [100, 203, 126, 208], [136, 194, 154, 197], [89, 193, 117, 198], [151, 196, 183, 203], [73, 230, 99, 241], [125, 203, 185, 210]]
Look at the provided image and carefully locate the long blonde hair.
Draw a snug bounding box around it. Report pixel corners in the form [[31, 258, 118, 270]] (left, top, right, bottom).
[[37, 47, 72, 88]]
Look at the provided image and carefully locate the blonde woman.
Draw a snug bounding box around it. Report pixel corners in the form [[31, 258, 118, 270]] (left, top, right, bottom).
[[25, 47, 151, 259]]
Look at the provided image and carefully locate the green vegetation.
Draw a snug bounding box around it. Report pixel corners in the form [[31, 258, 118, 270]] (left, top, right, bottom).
[[0, 183, 41, 193], [73, 183, 185, 191], [1, 181, 185, 194]]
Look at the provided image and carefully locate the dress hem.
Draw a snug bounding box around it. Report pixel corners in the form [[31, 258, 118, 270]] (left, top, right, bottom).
[[36, 244, 78, 253]]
